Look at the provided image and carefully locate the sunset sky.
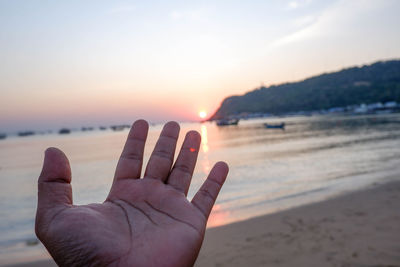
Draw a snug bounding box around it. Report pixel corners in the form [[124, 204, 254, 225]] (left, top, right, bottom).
[[1, 0, 399, 132]]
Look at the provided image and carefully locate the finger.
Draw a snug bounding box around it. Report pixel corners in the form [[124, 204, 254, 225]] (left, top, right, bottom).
[[144, 121, 180, 181], [191, 162, 229, 219], [167, 131, 201, 195], [37, 147, 73, 210], [114, 120, 149, 182]]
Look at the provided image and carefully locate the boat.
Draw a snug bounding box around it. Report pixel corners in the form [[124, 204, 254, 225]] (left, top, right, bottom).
[[216, 119, 239, 126], [81, 127, 94, 131], [110, 125, 125, 131], [59, 128, 71, 134], [264, 122, 285, 129], [18, 131, 35, 137]]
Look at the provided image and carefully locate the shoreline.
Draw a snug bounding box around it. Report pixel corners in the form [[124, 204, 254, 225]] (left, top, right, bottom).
[[5, 179, 400, 267]]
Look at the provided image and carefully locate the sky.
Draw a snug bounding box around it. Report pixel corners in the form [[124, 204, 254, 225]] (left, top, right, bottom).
[[0, 0, 399, 132]]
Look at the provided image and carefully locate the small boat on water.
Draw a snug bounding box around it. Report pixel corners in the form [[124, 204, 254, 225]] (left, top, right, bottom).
[[59, 128, 71, 134], [81, 127, 94, 132], [18, 131, 35, 137], [264, 122, 285, 129], [110, 125, 127, 131], [216, 119, 239, 126]]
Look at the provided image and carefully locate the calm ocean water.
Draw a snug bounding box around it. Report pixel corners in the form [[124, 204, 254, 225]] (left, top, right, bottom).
[[1, 113, 400, 265]]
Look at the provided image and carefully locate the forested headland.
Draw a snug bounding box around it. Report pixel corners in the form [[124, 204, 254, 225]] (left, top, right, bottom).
[[211, 60, 400, 119]]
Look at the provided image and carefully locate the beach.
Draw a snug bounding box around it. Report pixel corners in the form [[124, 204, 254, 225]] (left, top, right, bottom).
[[196, 178, 400, 267], [6, 178, 400, 267]]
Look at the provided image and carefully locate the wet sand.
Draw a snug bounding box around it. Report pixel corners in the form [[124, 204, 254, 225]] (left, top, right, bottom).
[[196, 179, 400, 267], [7, 179, 400, 267]]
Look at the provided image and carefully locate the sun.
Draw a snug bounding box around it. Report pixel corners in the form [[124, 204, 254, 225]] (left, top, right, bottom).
[[199, 110, 207, 119]]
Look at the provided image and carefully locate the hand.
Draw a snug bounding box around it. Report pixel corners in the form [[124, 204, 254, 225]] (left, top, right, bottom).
[[35, 120, 229, 267]]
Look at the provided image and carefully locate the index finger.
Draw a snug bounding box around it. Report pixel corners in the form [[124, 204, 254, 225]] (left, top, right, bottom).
[[113, 120, 149, 182]]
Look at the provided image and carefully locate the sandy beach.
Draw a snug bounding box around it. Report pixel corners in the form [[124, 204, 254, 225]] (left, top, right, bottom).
[[196, 179, 400, 267], [6, 179, 400, 267]]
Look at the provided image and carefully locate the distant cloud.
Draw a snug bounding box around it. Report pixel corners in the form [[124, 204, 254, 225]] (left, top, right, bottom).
[[170, 10, 182, 20], [274, 0, 391, 47], [269, 15, 317, 46], [271, 22, 317, 47], [288, 1, 299, 9], [292, 15, 316, 28], [288, 0, 312, 9]]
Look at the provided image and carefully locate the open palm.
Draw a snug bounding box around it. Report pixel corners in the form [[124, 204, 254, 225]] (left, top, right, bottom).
[[35, 120, 229, 267]]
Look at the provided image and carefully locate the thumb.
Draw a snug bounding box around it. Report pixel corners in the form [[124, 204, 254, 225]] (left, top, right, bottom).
[[37, 147, 73, 212]]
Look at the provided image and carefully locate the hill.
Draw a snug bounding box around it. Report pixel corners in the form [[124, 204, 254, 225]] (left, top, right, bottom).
[[210, 60, 400, 119]]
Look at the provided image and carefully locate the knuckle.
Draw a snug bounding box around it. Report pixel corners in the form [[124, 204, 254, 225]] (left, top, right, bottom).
[[174, 164, 191, 176], [198, 188, 215, 202], [153, 150, 173, 162], [121, 152, 142, 162]]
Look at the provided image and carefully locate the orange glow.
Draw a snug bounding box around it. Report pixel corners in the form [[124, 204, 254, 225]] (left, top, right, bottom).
[[207, 204, 230, 227], [200, 125, 209, 153], [200, 124, 210, 174], [199, 111, 207, 119], [189, 148, 196, 152]]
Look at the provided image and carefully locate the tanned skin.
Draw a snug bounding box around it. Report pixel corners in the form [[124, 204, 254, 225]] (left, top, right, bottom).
[[35, 120, 229, 267]]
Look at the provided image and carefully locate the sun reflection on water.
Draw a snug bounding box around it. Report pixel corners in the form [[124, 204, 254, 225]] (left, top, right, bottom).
[[201, 125, 209, 153], [200, 124, 210, 174]]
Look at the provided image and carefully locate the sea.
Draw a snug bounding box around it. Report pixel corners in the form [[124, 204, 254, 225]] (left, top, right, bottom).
[[1, 113, 400, 265]]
